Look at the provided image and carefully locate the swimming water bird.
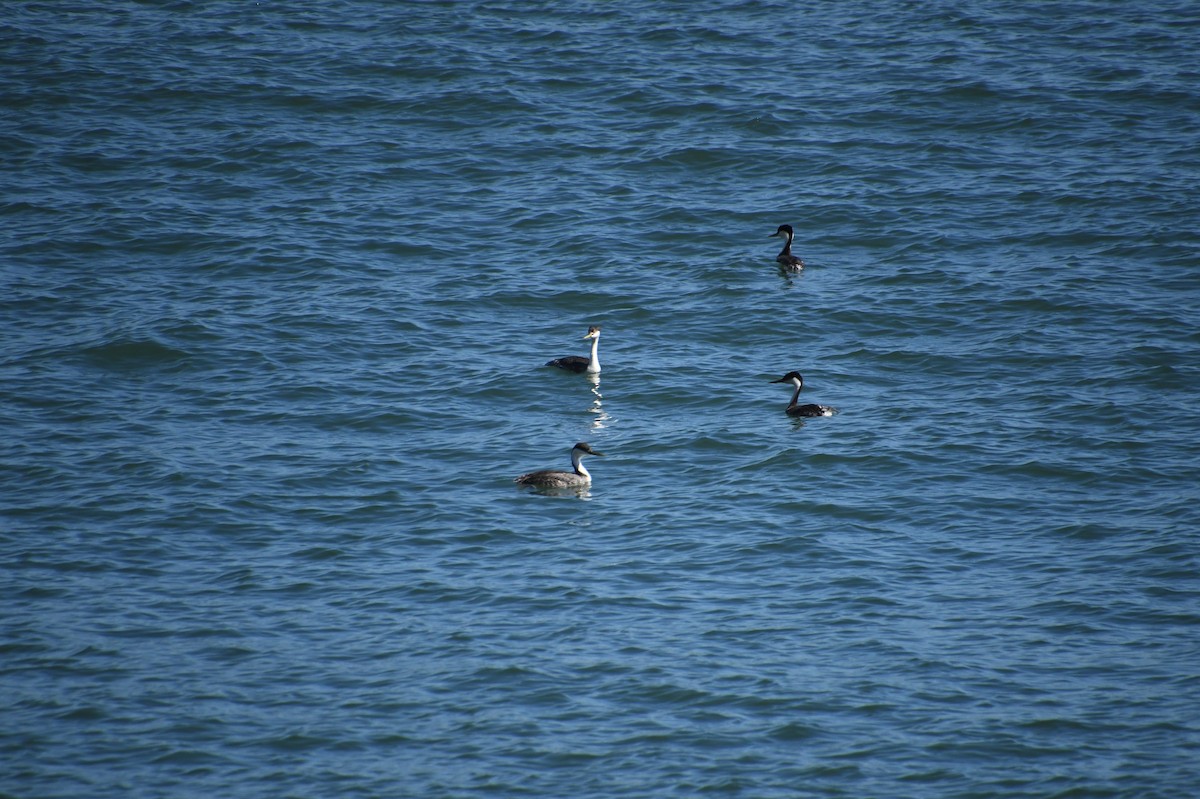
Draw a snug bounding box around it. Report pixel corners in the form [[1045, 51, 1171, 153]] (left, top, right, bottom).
[[546, 326, 601, 374], [771, 371, 837, 417], [769, 224, 805, 270], [515, 442, 605, 488]]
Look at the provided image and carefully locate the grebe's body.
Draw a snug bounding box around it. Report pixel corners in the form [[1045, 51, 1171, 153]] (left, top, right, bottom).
[[546, 326, 601, 374], [769, 224, 805, 270], [771, 371, 836, 417], [515, 442, 604, 488]]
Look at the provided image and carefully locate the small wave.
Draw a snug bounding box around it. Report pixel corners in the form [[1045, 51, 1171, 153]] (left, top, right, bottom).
[[81, 337, 191, 371]]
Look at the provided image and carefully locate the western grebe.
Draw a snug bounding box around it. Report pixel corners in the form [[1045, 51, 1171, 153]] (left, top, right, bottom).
[[546, 326, 601, 374], [771, 371, 837, 417], [515, 442, 604, 488], [769, 224, 805, 270]]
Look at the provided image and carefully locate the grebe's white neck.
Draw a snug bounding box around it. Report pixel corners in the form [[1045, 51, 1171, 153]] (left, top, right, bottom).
[[571, 449, 593, 480], [587, 331, 601, 374], [779, 229, 794, 255], [789, 379, 803, 407]]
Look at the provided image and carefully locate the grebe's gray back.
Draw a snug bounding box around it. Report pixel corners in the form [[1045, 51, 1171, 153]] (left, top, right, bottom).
[[771, 371, 837, 417], [769, 224, 805, 271], [546, 326, 601, 374], [515, 442, 605, 488]]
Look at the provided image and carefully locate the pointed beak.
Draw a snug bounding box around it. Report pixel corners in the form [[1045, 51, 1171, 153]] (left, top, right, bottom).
[[770, 376, 787, 383]]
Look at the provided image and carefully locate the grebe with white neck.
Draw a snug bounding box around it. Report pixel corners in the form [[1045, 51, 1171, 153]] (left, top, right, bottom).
[[769, 224, 805, 270], [771, 371, 837, 417], [515, 442, 604, 488], [546, 326, 601, 374]]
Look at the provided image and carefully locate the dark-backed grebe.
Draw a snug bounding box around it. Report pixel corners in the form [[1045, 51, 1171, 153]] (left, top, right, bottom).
[[769, 224, 805, 270], [771, 371, 837, 417], [546, 326, 601, 374], [515, 442, 604, 488]]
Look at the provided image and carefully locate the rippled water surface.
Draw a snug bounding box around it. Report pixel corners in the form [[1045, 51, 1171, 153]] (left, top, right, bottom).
[[4, 2, 1200, 797]]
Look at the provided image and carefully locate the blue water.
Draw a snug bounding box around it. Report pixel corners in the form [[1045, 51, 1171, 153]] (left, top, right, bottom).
[[4, 2, 1200, 797]]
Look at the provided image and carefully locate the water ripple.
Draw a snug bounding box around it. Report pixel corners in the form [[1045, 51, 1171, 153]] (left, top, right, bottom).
[[4, 1, 1200, 798]]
